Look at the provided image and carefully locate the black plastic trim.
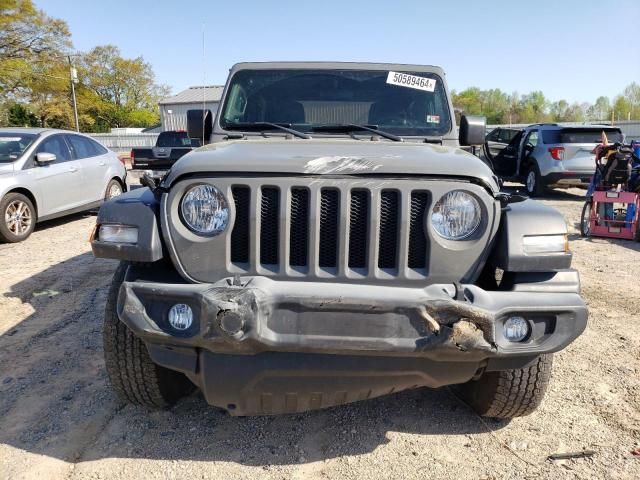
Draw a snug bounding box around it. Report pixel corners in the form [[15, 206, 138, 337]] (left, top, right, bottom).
[[91, 188, 164, 262]]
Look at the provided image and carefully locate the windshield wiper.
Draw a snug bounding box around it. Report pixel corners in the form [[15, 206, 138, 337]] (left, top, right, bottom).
[[224, 122, 311, 139], [312, 124, 403, 142]]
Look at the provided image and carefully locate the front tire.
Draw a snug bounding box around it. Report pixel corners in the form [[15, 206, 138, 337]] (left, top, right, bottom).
[[524, 163, 545, 197], [459, 354, 553, 419], [0, 192, 36, 243], [103, 262, 195, 408]]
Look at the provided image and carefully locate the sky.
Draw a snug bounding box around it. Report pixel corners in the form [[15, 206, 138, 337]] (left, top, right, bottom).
[[37, 0, 640, 103]]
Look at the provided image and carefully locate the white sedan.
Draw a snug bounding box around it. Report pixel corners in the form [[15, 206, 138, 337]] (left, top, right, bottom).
[[0, 127, 127, 242]]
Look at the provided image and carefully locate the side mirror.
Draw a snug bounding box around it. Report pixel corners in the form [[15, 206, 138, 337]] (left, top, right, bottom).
[[459, 115, 487, 146], [186, 109, 213, 144], [35, 152, 56, 165]]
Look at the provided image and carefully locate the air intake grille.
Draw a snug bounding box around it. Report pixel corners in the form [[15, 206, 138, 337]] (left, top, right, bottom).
[[319, 189, 340, 268], [378, 190, 399, 269], [289, 188, 309, 267], [230, 186, 250, 263], [260, 187, 279, 265], [408, 192, 429, 269], [348, 190, 369, 269]]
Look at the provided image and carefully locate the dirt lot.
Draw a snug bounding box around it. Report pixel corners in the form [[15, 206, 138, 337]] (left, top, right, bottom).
[[1, 187, 639, 480]]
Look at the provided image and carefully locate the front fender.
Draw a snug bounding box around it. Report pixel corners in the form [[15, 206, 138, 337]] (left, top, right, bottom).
[[91, 187, 163, 262], [489, 199, 572, 272]]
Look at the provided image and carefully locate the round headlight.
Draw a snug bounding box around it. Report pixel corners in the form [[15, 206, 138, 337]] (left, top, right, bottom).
[[180, 184, 229, 236], [431, 190, 481, 240]]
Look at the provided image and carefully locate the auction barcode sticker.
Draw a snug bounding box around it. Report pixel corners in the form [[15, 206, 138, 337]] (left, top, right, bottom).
[[386, 71, 436, 92]]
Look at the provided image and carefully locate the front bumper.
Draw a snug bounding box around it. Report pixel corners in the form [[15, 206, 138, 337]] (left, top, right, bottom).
[[117, 269, 587, 415]]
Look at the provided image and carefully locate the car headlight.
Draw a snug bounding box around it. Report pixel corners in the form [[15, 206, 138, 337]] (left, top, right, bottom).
[[180, 184, 229, 236], [431, 190, 482, 240]]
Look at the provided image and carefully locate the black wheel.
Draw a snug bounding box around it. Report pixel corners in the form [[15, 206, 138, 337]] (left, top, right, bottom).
[[524, 163, 545, 197], [0, 192, 36, 243], [105, 178, 123, 200], [458, 354, 552, 419], [580, 201, 592, 237], [103, 262, 195, 408]]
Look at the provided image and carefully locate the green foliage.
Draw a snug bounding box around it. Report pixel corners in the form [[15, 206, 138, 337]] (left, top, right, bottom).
[[6, 102, 38, 126], [452, 84, 640, 124], [0, 1, 167, 132], [75, 45, 168, 130], [0, 0, 71, 96]]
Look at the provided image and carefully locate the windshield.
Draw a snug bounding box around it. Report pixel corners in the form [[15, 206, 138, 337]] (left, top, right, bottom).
[[219, 69, 452, 137], [157, 132, 191, 147], [542, 128, 623, 144], [0, 133, 37, 162]]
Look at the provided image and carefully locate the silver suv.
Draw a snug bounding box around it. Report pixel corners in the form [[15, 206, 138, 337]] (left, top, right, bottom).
[[0, 128, 127, 242], [490, 124, 624, 196]]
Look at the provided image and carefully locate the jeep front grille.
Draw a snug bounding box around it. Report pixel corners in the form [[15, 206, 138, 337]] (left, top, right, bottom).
[[165, 178, 498, 285], [229, 182, 431, 279]]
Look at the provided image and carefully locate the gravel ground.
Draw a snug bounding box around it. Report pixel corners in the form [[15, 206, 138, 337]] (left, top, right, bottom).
[[0, 187, 639, 480]]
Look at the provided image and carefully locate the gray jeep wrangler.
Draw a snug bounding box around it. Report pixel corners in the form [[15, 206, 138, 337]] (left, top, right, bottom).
[[92, 62, 587, 418]]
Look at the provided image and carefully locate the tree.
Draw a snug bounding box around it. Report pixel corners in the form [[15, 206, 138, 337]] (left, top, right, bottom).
[[592, 96, 611, 121], [550, 100, 569, 121], [1, 3, 166, 131], [6, 102, 37, 126], [612, 95, 631, 121], [0, 0, 71, 97], [76, 45, 169, 130], [623, 82, 640, 120]]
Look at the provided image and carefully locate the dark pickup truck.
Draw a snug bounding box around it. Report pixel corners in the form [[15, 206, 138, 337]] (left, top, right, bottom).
[[131, 131, 200, 172]]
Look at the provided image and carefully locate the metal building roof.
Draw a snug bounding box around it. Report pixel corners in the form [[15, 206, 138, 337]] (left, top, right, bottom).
[[159, 85, 224, 105]]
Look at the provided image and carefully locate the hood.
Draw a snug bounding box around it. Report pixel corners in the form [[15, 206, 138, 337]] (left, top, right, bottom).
[[0, 163, 15, 176], [165, 139, 498, 192]]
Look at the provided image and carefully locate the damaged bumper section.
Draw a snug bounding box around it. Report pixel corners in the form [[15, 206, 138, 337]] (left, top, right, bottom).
[[118, 271, 587, 416]]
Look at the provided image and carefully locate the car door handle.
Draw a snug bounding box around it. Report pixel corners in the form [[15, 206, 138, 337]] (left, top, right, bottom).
[[99, 161, 106, 166], [68, 166, 78, 173]]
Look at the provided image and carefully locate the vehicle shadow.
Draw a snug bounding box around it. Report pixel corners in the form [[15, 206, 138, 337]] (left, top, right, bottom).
[[34, 211, 97, 233], [0, 251, 504, 466], [500, 184, 586, 202], [568, 231, 640, 252]]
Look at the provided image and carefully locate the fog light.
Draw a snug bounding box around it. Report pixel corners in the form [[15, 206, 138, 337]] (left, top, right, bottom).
[[98, 224, 138, 244], [168, 304, 193, 331], [503, 316, 530, 342]]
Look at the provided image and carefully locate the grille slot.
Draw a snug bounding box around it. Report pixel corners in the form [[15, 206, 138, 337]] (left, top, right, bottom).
[[348, 190, 369, 269], [230, 186, 250, 264], [260, 187, 280, 265], [378, 190, 399, 269], [319, 189, 340, 268], [289, 188, 310, 267], [408, 192, 429, 269]]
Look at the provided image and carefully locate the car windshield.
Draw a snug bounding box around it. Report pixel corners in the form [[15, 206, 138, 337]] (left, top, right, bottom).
[[0, 133, 37, 162], [157, 132, 191, 147], [219, 69, 452, 137], [542, 128, 623, 144]]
